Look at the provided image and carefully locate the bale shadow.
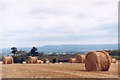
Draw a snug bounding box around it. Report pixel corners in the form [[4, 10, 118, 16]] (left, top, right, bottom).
[[75, 69, 98, 72], [76, 69, 109, 73], [75, 69, 87, 72]]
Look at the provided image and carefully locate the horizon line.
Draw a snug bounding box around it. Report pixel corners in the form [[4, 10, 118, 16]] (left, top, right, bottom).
[[1, 43, 118, 49]]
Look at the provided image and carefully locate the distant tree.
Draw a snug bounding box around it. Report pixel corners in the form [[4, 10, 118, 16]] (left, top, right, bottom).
[[18, 50, 27, 61], [51, 52, 57, 56], [11, 47, 24, 63], [109, 50, 119, 56], [30, 47, 38, 56], [18, 50, 26, 54], [52, 57, 58, 63], [11, 47, 18, 54], [26, 52, 31, 56], [38, 52, 44, 56]]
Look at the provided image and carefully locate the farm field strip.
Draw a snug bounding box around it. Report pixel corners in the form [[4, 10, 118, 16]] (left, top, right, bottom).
[[1, 62, 119, 78]]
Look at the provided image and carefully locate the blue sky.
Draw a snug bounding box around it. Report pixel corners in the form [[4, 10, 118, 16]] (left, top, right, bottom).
[[0, 0, 118, 48]]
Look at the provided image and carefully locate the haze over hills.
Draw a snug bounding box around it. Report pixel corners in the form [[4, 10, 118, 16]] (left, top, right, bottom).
[[1, 44, 118, 56], [40, 44, 118, 51]]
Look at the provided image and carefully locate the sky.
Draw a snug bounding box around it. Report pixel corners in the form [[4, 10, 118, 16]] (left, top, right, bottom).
[[0, 0, 118, 48]]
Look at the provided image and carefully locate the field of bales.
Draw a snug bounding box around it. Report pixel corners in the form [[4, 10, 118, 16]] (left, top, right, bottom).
[[1, 61, 119, 78]]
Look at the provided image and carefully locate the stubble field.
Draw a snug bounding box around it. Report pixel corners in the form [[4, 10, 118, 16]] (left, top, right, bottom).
[[1, 61, 119, 78]]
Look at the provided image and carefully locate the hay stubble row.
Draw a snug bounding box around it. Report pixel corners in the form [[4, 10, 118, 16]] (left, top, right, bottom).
[[2, 62, 118, 78], [2, 50, 118, 78]]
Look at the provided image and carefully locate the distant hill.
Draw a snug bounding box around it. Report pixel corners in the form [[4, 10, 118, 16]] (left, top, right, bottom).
[[2, 44, 118, 56], [38, 44, 118, 53]]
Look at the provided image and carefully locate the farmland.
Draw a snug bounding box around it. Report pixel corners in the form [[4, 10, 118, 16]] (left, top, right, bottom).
[[1, 61, 119, 78]]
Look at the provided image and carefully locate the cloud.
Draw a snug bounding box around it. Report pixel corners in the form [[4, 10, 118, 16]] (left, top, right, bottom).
[[0, 0, 118, 48]]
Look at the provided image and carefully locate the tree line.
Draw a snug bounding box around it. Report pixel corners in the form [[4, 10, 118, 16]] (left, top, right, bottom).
[[0, 47, 119, 61], [11, 47, 119, 57]]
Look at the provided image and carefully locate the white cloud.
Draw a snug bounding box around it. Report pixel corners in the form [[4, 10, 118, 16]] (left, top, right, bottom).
[[0, 0, 118, 48]]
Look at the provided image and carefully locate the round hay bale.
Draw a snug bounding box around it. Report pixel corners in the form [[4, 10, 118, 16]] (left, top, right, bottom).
[[40, 61, 44, 64], [75, 54, 85, 63], [46, 61, 50, 64], [59, 62, 63, 64], [111, 58, 116, 63], [26, 56, 38, 64], [85, 51, 111, 71], [23, 61, 26, 64], [3, 56, 13, 64], [42, 58, 49, 63], [69, 58, 76, 63], [37, 60, 42, 64]]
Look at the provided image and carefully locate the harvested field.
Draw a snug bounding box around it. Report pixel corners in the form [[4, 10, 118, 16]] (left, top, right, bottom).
[[1, 60, 119, 78]]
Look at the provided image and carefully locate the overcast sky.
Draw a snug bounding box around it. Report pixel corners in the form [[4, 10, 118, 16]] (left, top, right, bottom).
[[0, 0, 118, 48]]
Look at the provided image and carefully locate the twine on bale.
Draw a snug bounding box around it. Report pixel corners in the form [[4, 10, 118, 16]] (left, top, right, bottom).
[[75, 54, 85, 63], [3, 56, 13, 64], [69, 58, 76, 63], [85, 50, 111, 71], [26, 56, 38, 64]]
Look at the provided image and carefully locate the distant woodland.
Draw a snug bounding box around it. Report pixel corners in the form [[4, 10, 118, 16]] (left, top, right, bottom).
[[0, 47, 119, 61]]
